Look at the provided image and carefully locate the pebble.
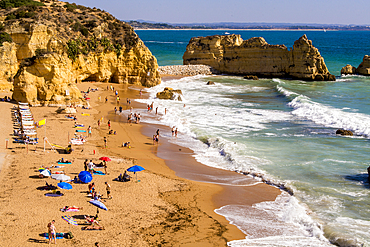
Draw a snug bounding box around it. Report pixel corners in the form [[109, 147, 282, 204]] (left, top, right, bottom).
[[158, 65, 217, 76]]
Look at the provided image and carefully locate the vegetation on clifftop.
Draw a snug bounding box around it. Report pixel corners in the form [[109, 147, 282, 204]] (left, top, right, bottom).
[[0, 0, 142, 61], [0, 0, 44, 9]]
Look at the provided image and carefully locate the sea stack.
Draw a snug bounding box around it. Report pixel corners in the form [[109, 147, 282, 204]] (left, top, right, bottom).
[[0, 1, 160, 105], [183, 34, 335, 81]]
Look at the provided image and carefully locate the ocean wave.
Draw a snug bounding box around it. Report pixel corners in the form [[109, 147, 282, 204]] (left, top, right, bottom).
[[276, 84, 370, 138]]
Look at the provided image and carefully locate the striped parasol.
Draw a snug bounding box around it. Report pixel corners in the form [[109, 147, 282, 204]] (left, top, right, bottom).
[[61, 215, 77, 225], [61, 215, 78, 231]]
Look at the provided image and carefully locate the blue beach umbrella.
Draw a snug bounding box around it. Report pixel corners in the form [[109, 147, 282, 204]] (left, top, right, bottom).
[[89, 199, 108, 211], [57, 182, 73, 190], [127, 165, 145, 182], [78, 171, 93, 183]]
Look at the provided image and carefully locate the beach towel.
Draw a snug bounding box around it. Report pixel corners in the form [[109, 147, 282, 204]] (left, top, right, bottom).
[[57, 162, 72, 165], [81, 226, 104, 230], [81, 113, 90, 116], [75, 124, 84, 127], [45, 193, 64, 197], [93, 171, 106, 175], [76, 130, 86, 133], [74, 126, 83, 129], [41, 232, 65, 239], [65, 116, 74, 119]]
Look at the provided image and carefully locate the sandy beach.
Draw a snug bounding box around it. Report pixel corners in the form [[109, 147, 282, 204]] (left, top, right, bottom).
[[0, 79, 280, 246]]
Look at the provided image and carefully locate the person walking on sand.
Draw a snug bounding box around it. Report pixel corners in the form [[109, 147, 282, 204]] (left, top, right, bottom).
[[88, 126, 92, 137], [172, 126, 175, 136], [116, 96, 120, 105], [105, 96, 108, 103], [104, 136, 107, 148], [48, 220, 56, 245], [108, 120, 111, 129], [105, 182, 111, 199]]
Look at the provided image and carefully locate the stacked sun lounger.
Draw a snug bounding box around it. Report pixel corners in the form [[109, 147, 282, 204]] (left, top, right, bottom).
[[13, 102, 38, 144]]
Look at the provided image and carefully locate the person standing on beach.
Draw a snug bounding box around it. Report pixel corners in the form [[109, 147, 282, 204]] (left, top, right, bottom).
[[48, 220, 56, 245], [105, 96, 108, 103], [104, 137, 107, 148], [108, 120, 111, 130], [97, 119, 100, 129], [116, 96, 120, 105], [88, 160, 95, 175], [105, 182, 111, 199], [156, 107, 158, 114], [84, 159, 88, 171], [165, 108, 167, 115], [88, 126, 92, 137], [175, 128, 178, 137]]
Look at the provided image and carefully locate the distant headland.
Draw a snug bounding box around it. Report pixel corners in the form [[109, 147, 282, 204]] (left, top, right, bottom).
[[128, 20, 370, 31]]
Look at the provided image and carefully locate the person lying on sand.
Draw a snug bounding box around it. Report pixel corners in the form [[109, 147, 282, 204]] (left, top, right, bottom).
[[58, 158, 72, 163], [61, 206, 83, 212]]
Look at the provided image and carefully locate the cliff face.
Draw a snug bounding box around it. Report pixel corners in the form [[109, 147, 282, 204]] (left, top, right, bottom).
[[183, 34, 335, 81], [0, 1, 160, 105]]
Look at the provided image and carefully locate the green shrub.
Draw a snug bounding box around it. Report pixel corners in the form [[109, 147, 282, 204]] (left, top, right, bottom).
[[0, 32, 13, 46], [0, 0, 44, 9]]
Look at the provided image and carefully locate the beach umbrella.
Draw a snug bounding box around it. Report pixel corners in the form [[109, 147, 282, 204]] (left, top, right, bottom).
[[57, 182, 73, 190], [78, 171, 93, 183], [99, 157, 111, 162], [89, 199, 108, 211], [127, 165, 145, 182], [51, 174, 71, 181], [39, 169, 51, 177], [61, 215, 78, 231]]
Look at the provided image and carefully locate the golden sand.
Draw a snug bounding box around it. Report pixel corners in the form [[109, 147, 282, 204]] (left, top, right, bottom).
[[0, 81, 280, 246]]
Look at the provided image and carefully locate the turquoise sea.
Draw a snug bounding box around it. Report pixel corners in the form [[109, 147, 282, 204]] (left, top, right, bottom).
[[135, 30, 370, 246]]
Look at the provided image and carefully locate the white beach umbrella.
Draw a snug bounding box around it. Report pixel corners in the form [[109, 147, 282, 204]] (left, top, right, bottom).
[[51, 174, 71, 181]]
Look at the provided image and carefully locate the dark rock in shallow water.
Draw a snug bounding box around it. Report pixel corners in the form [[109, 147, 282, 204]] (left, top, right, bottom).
[[336, 129, 353, 136], [156, 87, 183, 100], [207, 81, 215, 85], [244, 75, 259, 80]]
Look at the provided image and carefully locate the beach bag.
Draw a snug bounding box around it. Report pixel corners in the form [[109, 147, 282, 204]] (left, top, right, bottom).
[[65, 231, 74, 239]]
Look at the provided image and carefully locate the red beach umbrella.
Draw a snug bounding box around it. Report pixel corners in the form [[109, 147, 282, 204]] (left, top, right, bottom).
[[99, 157, 111, 162]]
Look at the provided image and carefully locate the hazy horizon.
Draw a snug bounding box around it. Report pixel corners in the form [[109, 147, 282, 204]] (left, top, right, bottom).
[[71, 0, 370, 26]]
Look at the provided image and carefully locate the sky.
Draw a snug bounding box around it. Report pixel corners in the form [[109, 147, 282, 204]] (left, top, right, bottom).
[[71, 0, 370, 25]]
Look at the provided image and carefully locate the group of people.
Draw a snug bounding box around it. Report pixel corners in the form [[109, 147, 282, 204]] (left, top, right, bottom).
[[84, 159, 108, 175], [88, 182, 112, 200], [127, 112, 141, 124]]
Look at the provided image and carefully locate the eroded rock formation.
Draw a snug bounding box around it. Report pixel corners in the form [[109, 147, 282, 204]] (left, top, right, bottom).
[[183, 34, 335, 81], [340, 56, 370, 76], [0, 1, 160, 105], [356, 55, 370, 75]]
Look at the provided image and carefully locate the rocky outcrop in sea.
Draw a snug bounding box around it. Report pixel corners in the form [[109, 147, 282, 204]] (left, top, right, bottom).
[[341, 55, 370, 76], [183, 34, 335, 81]]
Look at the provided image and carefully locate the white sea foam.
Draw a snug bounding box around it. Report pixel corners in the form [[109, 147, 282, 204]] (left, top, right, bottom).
[[276, 84, 370, 137], [215, 192, 332, 246]]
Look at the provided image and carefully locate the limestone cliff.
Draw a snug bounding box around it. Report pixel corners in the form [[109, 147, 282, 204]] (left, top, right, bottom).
[[183, 34, 335, 81], [0, 0, 160, 105]]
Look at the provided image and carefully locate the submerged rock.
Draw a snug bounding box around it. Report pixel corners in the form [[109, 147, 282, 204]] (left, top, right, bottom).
[[183, 34, 335, 81], [336, 129, 353, 136]]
